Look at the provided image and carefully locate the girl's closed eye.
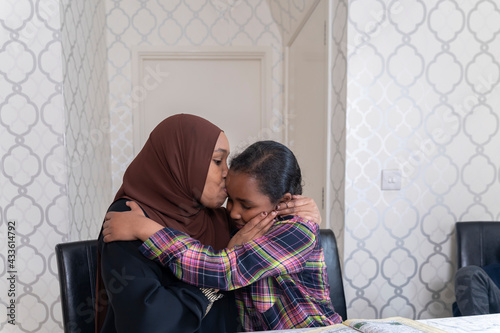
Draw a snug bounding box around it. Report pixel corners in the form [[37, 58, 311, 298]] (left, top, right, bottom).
[[213, 159, 222, 166], [241, 203, 251, 210]]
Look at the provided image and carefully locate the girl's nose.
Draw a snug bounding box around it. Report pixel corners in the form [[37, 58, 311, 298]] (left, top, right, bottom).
[[228, 203, 241, 221]]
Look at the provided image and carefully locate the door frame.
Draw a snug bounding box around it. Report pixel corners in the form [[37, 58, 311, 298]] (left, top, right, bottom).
[[284, 0, 331, 227]]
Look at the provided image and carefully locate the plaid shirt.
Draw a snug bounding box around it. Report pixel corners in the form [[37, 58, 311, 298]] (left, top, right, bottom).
[[140, 216, 342, 331]]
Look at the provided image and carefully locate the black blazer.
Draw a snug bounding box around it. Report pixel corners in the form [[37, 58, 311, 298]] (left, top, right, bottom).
[[99, 199, 239, 332]]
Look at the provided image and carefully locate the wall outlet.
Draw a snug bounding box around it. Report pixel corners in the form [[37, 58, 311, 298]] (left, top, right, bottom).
[[381, 169, 401, 190]]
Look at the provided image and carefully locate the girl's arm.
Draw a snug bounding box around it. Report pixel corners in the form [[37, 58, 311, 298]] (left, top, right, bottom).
[[103, 201, 277, 246], [140, 217, 318, 291], [103, 195, 322, 246], [102, 201, 319, 290]]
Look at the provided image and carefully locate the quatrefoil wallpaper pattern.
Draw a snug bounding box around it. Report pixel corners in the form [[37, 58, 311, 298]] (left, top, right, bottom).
[[1, 0, 110, 331], [344, 0, 500, 320], [0, 0, 309, 331]]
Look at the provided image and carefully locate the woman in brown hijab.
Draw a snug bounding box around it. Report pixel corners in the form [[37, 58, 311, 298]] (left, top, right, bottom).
[[96, 114, 240, 332], [96, 114, 319, 332]]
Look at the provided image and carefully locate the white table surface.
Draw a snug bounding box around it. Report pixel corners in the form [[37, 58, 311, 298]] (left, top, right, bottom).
[[248, 313, 500, 332], [418, 313, 500, 332]]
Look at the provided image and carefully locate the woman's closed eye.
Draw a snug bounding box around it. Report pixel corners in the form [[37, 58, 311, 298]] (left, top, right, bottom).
[[213, 159, 222, 166]]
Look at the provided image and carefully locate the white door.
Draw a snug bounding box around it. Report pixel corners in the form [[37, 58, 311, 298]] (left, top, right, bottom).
[[286, 0, 328, 223], [132, 47, 273, 158]]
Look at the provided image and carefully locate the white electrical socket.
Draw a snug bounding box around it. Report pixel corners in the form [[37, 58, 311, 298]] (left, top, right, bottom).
[[381, 169, 401, 190]]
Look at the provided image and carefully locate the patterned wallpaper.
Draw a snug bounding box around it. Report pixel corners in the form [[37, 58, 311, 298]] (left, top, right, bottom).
[[329, 0, 348, 262], [61, 0, 112, 241], [0, 0, 109, 331], [3, 0, 500, 330], [344, 0, 500, 320], [0, 0, 66, 330], [267, 0, 315, 45]]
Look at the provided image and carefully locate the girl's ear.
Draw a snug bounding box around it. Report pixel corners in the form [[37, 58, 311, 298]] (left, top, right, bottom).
[[279, 193, 292, 204]]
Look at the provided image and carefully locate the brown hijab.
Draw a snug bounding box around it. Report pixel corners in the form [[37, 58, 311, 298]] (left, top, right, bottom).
[[95, 114, 231, 330]]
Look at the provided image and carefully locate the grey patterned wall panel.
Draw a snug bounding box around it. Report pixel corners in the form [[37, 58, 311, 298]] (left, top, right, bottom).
[[60, 0, 112, 242], [1, 0, 67, 331], [330, 0, 348, 262], [1, 0, 110, 331], [345, 0, 500, 320]]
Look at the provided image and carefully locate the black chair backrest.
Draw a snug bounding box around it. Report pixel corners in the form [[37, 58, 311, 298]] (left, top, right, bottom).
[[55, 233, 347, 329], [320, 229, 347, 320], [55, 240, 98, 333], [456, 221, 500, 269]]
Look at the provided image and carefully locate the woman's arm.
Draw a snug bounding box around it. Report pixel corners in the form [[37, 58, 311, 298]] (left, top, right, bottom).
[[103, 201, 277, 247], [103, 197, 320, 247], [276, 195, 322, 224], [140, 217, 318, 291], [102, 201, 163, 243]]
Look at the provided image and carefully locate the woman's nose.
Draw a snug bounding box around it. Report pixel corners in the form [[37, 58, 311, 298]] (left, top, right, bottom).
[[222, 162, 228, 178]]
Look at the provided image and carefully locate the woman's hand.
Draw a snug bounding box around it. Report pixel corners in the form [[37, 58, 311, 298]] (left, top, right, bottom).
[[227, 210, 277, 248], [275, 195, 322, 225], [102, 201, 163, 242]]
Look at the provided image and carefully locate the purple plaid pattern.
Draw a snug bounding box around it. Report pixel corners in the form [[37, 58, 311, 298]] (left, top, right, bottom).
[[140, 216, 342, 331]]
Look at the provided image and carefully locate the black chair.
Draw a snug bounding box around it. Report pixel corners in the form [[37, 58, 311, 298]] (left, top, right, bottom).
[[320, 229, 347, 320], [55, 232, 347, 330], [453, 221, 500, 316], [55, 240, 98, 333], [456, 222, 500, 269]]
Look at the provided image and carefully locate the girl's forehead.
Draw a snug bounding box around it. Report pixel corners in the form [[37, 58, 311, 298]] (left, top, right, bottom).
[[226, 171, 258, 190], [226, 171, 273, 205]]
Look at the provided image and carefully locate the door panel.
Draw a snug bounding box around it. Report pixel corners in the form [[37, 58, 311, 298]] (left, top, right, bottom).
[[133, 48, 272, 157]]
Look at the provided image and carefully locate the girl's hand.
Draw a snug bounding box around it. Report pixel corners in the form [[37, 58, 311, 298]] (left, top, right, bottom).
[[227, 210, 277, 248], [102, 201, 162, 242], [275, 195, 322, 225]]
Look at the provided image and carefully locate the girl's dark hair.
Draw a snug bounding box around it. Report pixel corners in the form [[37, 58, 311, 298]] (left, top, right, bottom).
[[229, 140, 302, 203]]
